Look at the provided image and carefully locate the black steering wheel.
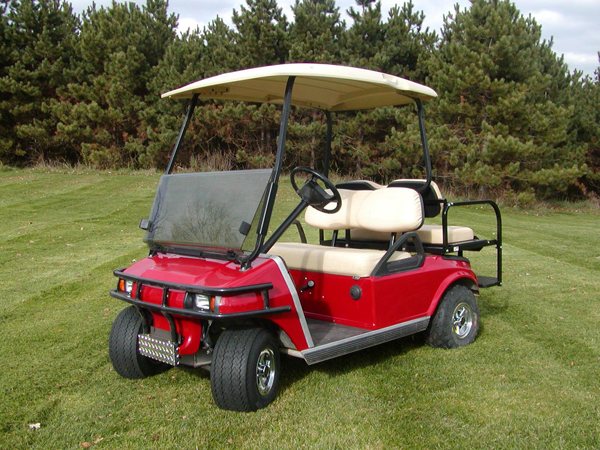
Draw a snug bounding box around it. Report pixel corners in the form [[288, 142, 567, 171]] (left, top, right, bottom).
[[290, 166, 342, 214]]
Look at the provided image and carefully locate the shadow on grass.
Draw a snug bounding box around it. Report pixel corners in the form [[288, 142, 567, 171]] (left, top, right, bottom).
[[170, 291, 507, 398], [174, 335, 424, 397], [477, 287, 510, 339], [277, 335, 424, 395]]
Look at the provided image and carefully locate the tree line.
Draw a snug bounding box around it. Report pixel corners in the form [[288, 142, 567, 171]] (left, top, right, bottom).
[[1, 0, 598, 200]]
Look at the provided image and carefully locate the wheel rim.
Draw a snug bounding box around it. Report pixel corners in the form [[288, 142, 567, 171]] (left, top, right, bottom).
[[256, 348, 276, 396], [452, 302, 474, 339]]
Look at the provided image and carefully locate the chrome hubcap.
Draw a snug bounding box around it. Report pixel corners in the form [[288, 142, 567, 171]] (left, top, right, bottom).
[[452, 302, 474, 339], [256, 348, 276, 396]]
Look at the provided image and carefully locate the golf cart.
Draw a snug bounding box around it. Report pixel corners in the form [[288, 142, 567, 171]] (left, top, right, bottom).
[[108, 64, 502, 412]]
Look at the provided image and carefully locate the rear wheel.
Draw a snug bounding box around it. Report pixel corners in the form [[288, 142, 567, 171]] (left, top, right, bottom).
[[425, 285, 479, 349], [109, 306, 170, 379], [211, 327, 280, 412]]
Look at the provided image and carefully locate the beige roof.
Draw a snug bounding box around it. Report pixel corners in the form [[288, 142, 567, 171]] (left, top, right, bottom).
[[161, 63, 437, 111]]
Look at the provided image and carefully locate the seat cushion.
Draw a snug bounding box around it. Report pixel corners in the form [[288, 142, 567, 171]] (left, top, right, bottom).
[[414, 224, 474, 244], [348, 224, 474, 245], [270, 242, 411, 278]]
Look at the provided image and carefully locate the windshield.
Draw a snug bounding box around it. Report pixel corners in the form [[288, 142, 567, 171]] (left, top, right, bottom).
[[144, 169, 272, 254]]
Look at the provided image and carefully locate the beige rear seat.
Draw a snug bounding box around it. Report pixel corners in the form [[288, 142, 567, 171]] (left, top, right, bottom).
[[337, 179, 474, 245], [350, 224, 474, 244], [269, 188, 423, 277], [414, 224, 474, 244]]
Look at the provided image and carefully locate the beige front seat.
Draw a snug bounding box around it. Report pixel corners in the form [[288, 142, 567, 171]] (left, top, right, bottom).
[[270, 188, 424, 277]]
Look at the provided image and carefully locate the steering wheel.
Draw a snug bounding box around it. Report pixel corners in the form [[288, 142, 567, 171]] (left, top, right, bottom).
[[290, 166, 342, 214]]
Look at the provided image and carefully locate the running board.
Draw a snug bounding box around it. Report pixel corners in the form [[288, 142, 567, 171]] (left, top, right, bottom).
[[301, 317, 430, 365], [477, 275, 501, 288]]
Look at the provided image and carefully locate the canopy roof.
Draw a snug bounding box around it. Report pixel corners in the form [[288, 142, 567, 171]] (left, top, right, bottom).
[[161, 63, 437, 111]]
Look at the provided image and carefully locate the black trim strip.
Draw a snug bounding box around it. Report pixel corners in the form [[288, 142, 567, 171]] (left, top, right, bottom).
[[110, 290, 291, 320]]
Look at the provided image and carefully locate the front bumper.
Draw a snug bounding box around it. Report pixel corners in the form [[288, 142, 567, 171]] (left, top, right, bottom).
[[110, 289, 291, 320]]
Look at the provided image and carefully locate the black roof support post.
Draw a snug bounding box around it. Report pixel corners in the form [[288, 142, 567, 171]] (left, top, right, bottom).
[[323, 110, 332, 178], [414, 98, 432, 194], [165, 93, 199, 174], [242, 76, 296, 269]]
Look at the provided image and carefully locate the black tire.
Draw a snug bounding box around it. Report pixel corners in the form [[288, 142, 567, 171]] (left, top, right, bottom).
[[211, 327, 280, 412], [108, 306, 170, 379], [425, 285, 479, 349]]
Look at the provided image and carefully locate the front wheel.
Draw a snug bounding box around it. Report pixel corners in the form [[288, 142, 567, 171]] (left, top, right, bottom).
[[211, 327, 280, 412], [108, 306, 170, 379], [425, 285, 479, 349]]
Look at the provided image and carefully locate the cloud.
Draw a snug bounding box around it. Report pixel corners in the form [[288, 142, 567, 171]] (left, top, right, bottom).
[[533, 9, 562, 25], [177, 17, 204, 35], [564, 52, 599, 67]]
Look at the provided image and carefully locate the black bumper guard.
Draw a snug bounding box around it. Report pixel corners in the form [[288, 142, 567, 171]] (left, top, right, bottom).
[[111, 269, 291, 343]]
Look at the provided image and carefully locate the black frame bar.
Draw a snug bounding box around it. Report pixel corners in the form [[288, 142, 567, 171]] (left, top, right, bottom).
[[111, 291, 291, 320], [323, 110, 332, 177], [371, 232, 425, 277], [166, 93, 199, 174], [441, 200, 502, 285], [414, 98, 432, 194], [241, 76, 296, 269], [114, 268, 273, 297]]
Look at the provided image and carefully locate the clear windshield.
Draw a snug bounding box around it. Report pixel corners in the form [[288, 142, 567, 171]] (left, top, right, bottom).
[[144, 169, 272, 253]]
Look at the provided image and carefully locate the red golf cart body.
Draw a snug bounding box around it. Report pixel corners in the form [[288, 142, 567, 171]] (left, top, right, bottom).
[[108, 64, 502, 410]]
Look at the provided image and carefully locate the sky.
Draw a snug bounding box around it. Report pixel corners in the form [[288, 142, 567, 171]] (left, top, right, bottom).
[[70, 0, 600, 77]]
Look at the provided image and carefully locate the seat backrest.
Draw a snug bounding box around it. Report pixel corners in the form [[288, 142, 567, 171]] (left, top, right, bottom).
[[335, 180, 383, 191], [357, 188, 424, 232], [387, 179, 443, 218], [304, 189, 369, 230], [305, 188, 424, 233]]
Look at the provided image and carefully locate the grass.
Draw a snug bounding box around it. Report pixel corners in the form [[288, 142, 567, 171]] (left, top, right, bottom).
[[0, 167, 599, 449]]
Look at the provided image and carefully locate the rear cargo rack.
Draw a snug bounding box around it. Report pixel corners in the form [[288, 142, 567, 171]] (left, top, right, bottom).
[[440, 200, 502, 287]]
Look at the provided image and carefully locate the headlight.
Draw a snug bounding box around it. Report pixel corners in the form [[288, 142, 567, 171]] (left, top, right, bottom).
[[117, 278, 134, 294], [194, 294, 211, 311], [124, 280, 133, 294]]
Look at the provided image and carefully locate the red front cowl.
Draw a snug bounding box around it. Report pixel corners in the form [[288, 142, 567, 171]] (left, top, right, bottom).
[[121, 253, 312, 352]]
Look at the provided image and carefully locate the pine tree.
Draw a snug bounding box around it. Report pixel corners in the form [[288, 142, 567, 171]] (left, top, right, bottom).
[[425, 0, 586, 199], [0, 0, 79, 165], [382, 1, 436, 81], [586, 60, 600, 193], [343, 0, 385, 70], [573, 56, 600, 194], [232, 0, 289, 68], [0, 0, 14, 159], [288, 0, 344, 63], [200, 17, 240, 77], [332, 1, 436, 181], [143, 29, 206, 169], [50, 0, 177, 168]]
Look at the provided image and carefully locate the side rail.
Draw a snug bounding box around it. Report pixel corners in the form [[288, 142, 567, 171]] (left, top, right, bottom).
[[441, 200, 502, 287], [371, 232, 425, 277]]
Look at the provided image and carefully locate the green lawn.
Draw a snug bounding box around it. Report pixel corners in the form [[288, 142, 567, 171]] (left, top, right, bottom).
[[0, 167, 599, 449]]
